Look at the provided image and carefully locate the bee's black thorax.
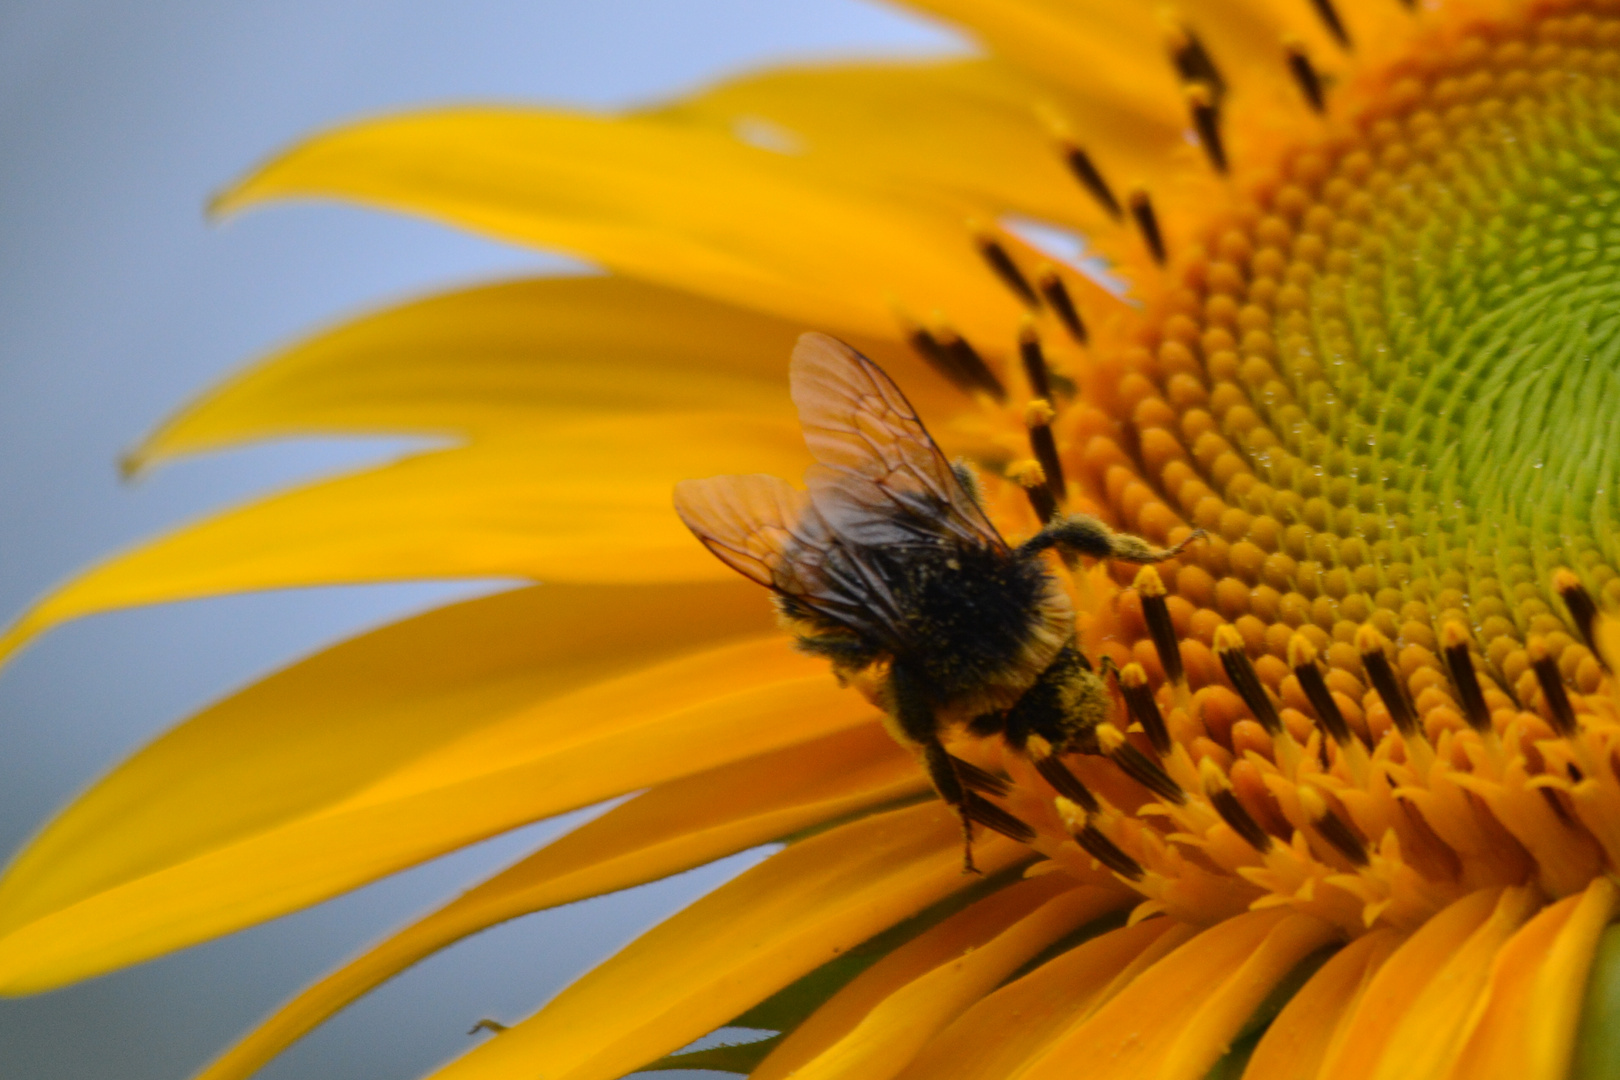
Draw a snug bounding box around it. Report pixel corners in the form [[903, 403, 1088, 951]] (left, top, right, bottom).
[[783, 539, 1054, 706]]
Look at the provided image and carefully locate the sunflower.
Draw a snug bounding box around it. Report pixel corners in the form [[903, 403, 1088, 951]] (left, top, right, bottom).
[[6, 0, 1620, 1077]]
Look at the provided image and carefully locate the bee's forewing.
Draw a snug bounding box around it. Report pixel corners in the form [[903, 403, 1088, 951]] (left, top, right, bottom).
[[672, 474, 810, 588], [789, 332, 1004, 550]]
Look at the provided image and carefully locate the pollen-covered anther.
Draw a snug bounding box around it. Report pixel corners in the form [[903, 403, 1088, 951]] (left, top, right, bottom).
[[1133, 566, 1185, 687], [1215, 624, 1282, 735], [1007, 458, 1056, 523], [1017, 318, 1053, 399], [1527, 635, 1579, 736], [1357, 624, 1419, 739], [1096, 722, 1185, 804], [1199, 757, 1274, 854], [1072, 819, 1146, 881], [1554, 567, 1606, 671], [1185, 81, 1227, 173], [1057, 140, 1122, 220], [930, 320, 1007, 401], [1034, 264, 1088, 345], [1026, 734, 1099, 813], [1118, 660, 1171, 754], [1440, 620, 1493, 734], [1288, 632, 1353, 746], [970, 224, 1038, 307], [1022, 398, 1066, 503]]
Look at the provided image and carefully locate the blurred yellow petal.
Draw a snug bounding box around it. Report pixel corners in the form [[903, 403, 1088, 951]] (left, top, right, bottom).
[[0, 415, 807, 664], [1243, 929, 1400, 1080], [892, 917, 1183, 1080], [785, 884, 1122, 1080], [422, 802, 1028, 1080], [1019, 909, 1336, 1080], [0, 628, 872, 992], [129, 275, 953, 468], [195, 722, 923, 1080], [215, 109, 1028, 342]]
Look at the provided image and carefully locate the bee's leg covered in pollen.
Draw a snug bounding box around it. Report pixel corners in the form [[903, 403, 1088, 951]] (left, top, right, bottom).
[[1019, 514, 1205, 564], [888, 664, 1033, 874]]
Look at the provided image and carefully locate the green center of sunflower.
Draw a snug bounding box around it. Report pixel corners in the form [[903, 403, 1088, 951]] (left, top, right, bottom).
[[1124, 16, 1620, 709]]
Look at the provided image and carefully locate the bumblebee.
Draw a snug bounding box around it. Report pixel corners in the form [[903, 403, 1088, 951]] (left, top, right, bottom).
[[674, 333, 1197, 870]]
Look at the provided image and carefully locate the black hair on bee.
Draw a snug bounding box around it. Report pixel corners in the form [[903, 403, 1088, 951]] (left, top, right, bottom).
[[674, 333, 1200, 872]]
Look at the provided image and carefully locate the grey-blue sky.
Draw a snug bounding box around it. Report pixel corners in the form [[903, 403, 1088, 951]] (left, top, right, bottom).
[[0, 4, 963, 1077]]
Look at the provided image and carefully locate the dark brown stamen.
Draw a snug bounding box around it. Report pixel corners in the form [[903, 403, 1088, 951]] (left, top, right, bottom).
[[1098, 725, 1184, 804], [1075, 823, 1144, 880], [1128, 190, 1167, 265], [1528, 636, 1578, 737], [1035, 266, 1089, 345], [1061, 143, 1123, 221], [1134, 566, 1185, 687], [1027, 738, 1099, 813], [1024, 399, 1067, 504], [1285, 39, 1326, 112], [906, 324, 973, 393], [974, 231, 1039, 307], [1168, 28, 1225, 101], [1302, 789, 1369, 866], [963, 791, 1036, 844], [1288, 634, 1353, 745], [1440, 621, 1492, 734], [934, 325, 1008, 401], [1215, 625, 1283, 735], [1212, 788, 1274, 854], [1018, 321, 1053, 400], [1186, 82, 1227, 174], [1554, 568, 1607, 671], [951, 754, 1011, 797], [1356, 625, 1418, 738], [1308, 0, 1352, 48], [1118, 661, 1171, 755]]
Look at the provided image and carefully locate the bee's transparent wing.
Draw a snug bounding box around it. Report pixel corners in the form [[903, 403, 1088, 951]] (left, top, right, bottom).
[[789, 332, 1005, 551], [673, 474, 812, 589], [673, 473, 903, 641]]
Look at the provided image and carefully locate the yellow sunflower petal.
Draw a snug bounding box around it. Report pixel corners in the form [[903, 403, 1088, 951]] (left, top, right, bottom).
[[0, 415, 807, 665], [419, 802, 1027, 1080], [891, 917, 1183, 1080], [128, 275, 952, 469], [214, 108, 1027, 342], [1242, 929, 1401, 1080], [782, 884, 1122, 1080], [1443, 877, 1620, 1080], [194, 723, 922, 1080], [0, 628, 869, 992], [1017, 908, 1336, 1080]]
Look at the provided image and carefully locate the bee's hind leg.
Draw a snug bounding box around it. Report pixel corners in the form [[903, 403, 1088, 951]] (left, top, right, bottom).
[[1020, 514, 1206, 564], [887, 666, 1035, 874]]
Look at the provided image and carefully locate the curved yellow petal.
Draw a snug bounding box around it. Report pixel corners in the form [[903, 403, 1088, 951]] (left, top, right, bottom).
[[420, 802, 1029, 1080], [1442, 877, 1620, 1080], [0, 414, 807, 665], [892, 917, 1181, 1080], [785, 885, 1122, 1080], [1316, 886, 1515, 1080], [194, 723, 923, 1080], [215, 108, 1029, 343], [0, 629, 872, 992], [1017, 908, 1336, 1080], [1367, 886, 1540, 1080], [753, 876, 1119, 1079], [128, 275, 954, 469], [1242, 929, 1401, 1080]]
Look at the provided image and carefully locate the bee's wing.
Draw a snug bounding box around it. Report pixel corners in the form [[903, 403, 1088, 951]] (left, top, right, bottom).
[[789, 332, 1005, 550], [672, 474, 814, 589], [675, 473, 907, 642]]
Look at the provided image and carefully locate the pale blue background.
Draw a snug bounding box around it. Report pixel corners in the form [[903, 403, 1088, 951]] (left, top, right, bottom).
[[0, 3, 964, 1077]]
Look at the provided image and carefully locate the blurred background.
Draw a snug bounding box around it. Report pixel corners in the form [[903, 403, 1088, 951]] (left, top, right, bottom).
[[0, 3, 964, 1077]]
